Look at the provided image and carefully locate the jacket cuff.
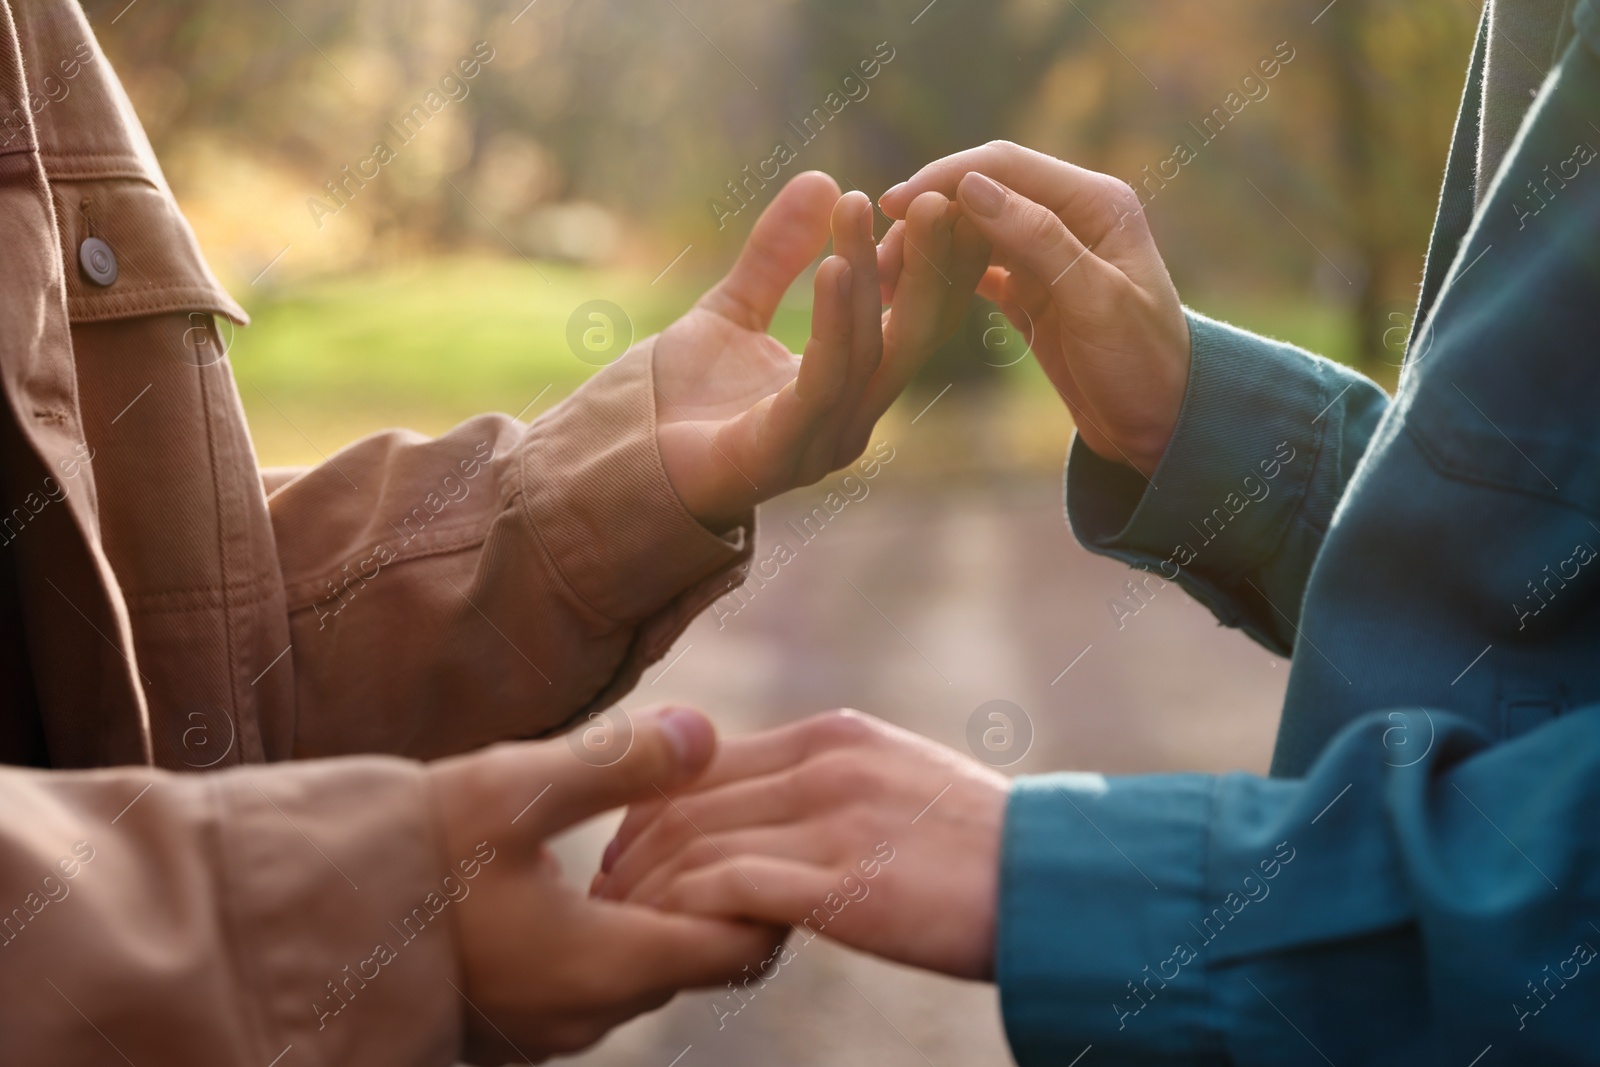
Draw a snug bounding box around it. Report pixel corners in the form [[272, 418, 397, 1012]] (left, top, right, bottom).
[[999, 772, 1220, 1066], [214, 758, 462, 1067], [519, 335, 752, 626], [1066, 309, 1332, 580]]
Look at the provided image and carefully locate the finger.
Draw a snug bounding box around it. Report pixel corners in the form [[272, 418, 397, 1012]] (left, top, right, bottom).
[[849, 191, 954, 435], [789, 192, 883, 481], [599, 769, 812, 898], [791, 255, 854, 410], [833, 191, 884, 398], [622, 824, 835, 906], [605, 710, 871, 867], [739, 260, 853, 487], [950, 173, 1117, 301], [877, 221, 906, 305], [880, 141, 1136, 239], [698, 170, 841, 331], [517, 705, 718, 838], [652, 856, 843, 930], [583, 899, 785, 999], [939, 211, 992, 340]]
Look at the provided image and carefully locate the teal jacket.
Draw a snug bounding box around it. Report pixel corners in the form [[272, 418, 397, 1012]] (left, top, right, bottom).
[[999, 8, 1600, 1065]]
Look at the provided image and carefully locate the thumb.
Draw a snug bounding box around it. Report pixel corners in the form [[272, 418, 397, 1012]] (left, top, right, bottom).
[[953, 172, 1112, 299], [529, 705, 718, 836], [697, 171, 840, 331]]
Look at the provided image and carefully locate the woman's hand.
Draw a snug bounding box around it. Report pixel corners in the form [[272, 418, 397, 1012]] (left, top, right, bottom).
[[591, 710, 1010, 981], [654, 171, 988, 530], [881, 141, 1191, 477]]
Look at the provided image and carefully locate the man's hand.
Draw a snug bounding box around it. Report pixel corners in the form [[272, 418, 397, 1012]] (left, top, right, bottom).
[[655, 171, 988, 530], [427, 707, 782, 1064], [590, 710, 1009, 981], [881, 142, 1192, 477]]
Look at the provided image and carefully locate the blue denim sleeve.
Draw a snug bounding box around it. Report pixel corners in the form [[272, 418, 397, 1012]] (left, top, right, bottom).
[[998, 705, 1600, 1065], [1066, 310, 1389, 654]]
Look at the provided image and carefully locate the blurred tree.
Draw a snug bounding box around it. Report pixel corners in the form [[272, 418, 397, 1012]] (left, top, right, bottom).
[[1301, 0, 1479, 368], [89, 0, 1478, 375]]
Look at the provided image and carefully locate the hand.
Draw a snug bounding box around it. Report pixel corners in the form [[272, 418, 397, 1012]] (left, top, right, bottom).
[[590, 710, 1009, 981], [427, 707, 782, 1064], [654, 171, 988, 530], [881, 141, 1192, 477]]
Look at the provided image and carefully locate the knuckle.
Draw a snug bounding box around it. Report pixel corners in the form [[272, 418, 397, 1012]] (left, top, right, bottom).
[[804, 707, 877, 747], [1020, 202, 1066, 249], [798, 748, 885, 800], [1102, 175, 1138, 202], [1098, 177, 1144, 229]]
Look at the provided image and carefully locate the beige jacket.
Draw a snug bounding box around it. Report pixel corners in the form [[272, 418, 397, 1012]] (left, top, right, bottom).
[[0, 1, 751, 1062]]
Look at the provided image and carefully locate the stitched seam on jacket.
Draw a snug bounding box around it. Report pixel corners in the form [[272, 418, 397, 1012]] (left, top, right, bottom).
[[37, 158, 155, 186], [1213, 362, 1333, 591], [198, 360, 243, 749], [1401, 420, 1600, 521], [39, 151, 154, 167], [66, 287, 246, 320], [277, 522, 490, 610], [206, 775, 282, 1066], [512, 445, 625, 626], [276, 524, 486, 604], [123, 578, 281, 614]]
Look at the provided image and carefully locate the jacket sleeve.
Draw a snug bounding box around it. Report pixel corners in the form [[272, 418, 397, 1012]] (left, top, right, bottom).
[[267, 337, 753, 759], [1065, 310, 1388, 654], [0, 757, 462, 1067], [998, 704, 1600, 1066]]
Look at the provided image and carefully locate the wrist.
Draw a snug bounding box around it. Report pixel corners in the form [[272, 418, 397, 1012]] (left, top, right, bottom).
[[1110, 309, 1193, 477], [653, 422, 749, 534]]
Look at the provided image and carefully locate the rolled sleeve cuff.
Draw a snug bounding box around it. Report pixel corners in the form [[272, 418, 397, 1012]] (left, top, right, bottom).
[[1066, 309, 1334, 579], [519, 335, 752, 625], [999, 772, 1219, 1066]]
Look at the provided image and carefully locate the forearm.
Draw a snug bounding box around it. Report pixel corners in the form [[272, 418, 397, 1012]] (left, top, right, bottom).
[[1068, 310, 1388, 653], [272, 339, 751, 758], [999, 705, 1600, 1065], [0, 758, 460, 1067]]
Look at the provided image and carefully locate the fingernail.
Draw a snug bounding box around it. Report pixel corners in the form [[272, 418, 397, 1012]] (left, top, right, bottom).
[[879, 182, 906, 206], [600, 837, 621, 874], [658, 706, 707, 764], [959, 172, 1005, 218]]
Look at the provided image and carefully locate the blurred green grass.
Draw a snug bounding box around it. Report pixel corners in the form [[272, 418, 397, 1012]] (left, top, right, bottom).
[[234, 256, 817, 467], [231, 256, 1369, 470]]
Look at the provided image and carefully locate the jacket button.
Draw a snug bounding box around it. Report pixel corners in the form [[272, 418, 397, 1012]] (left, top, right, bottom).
[[79, 237, 118, 286]]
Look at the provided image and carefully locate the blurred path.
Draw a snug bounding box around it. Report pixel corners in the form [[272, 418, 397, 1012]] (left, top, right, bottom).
[[551, 472, 1288, 1067]]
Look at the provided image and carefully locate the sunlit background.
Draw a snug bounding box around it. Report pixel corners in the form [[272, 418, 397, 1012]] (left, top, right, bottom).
[[94, 0, 1477, 1062]]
